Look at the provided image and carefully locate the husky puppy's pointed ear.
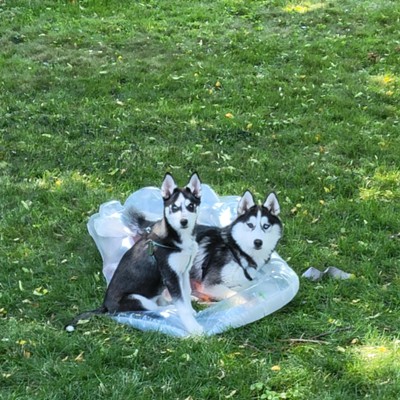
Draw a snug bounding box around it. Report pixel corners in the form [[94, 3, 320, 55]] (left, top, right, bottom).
[[264, 192, 280, 216], [237, 190, 255, 215], [186, 172, 202, 199], [161, 173, 177, 199]]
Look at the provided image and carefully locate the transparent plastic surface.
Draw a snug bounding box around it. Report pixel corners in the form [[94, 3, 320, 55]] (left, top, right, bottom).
[[114, 253, 299, 337], [87, 185, 300, 337]]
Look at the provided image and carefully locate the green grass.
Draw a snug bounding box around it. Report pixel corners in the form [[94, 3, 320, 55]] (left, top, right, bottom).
[[1, 0, 399, 398]]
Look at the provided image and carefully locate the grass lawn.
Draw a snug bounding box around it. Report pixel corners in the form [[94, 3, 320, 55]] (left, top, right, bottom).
[[1, 0, 399, 398]]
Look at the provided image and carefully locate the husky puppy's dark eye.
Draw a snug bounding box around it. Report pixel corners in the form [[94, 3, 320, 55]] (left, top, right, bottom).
[[247, 223, 255, 229], [263, 223, 270, 230], [187, 203, 195, 212], [171, 204, 180, 212]]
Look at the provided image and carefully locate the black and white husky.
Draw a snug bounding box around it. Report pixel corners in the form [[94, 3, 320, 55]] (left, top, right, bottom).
[[191, 191, 282, 300], [66, 173, 204, 335]]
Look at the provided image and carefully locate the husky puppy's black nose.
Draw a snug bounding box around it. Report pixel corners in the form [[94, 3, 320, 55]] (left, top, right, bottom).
[[180, 218, 188, 227], [254, 239, 263, 249]]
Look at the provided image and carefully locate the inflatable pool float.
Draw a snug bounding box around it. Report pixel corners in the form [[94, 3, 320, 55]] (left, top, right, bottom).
[[87, 184, 299, 337]]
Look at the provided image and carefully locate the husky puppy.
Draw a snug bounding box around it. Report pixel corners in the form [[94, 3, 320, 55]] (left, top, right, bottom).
[[66, 173, 204, 335], [191, 191, 282, 300]]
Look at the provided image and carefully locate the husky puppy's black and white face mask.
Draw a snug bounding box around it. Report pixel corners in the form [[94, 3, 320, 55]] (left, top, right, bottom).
[[231, 191, 282, 265], [161, 173, 202, 232]]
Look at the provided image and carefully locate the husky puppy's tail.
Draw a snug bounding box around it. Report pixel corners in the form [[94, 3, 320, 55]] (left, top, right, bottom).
[[122, 206, 155, 235], [64, 306, 107, 332]]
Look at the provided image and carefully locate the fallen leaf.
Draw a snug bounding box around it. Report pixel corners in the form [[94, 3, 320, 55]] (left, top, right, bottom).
[[33, 287, 49, 296], [74, 352, 85, 362]]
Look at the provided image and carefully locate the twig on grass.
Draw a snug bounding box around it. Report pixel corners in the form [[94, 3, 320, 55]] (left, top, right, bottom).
[[281, 326, 353, 345], [311, 326, 353, 339], [280, 338, 329, 345]]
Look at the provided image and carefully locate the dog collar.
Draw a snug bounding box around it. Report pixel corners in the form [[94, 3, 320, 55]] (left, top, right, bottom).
[[242, 265, 255, 281], [146, 240, 180, 256]]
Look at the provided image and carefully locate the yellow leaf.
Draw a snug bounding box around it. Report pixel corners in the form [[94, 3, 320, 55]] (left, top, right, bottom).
[[33, 287, 49, 296], [271, 365, 281, 371], [225, 112, 234, 119], [225, 390, 237, 398], [74, 352, 85, 362]]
